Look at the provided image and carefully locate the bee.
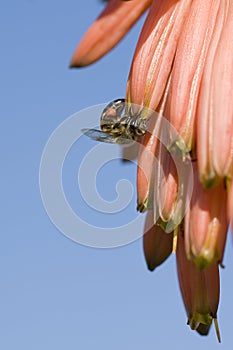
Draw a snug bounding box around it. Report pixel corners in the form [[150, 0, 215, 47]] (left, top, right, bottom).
[[82, 99, 147, 144]]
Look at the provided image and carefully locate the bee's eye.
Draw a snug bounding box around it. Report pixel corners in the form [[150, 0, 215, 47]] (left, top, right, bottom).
[[100, 98, 126, 127]]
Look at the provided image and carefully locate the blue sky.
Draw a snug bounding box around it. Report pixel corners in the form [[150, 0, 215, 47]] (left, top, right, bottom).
[[1, 1, 233, 349]]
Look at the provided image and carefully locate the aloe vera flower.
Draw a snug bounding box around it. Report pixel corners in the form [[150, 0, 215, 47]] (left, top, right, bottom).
[[71, 0, 233, 341]]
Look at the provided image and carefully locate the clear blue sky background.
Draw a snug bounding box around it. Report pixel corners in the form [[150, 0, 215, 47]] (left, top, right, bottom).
[[1, 1, 233, 349]]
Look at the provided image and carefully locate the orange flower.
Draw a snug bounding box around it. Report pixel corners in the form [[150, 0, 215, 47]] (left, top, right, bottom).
[[71, 0, 233, 340]]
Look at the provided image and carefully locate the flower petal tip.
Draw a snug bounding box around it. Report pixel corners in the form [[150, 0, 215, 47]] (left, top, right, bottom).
[[69, 55, 89, 69], [200, 174, 220, 190], [137, 199, 148, 213], [146, 263, 156, 272], [69, 61, 81, 69], [195, 323, 211, 336]]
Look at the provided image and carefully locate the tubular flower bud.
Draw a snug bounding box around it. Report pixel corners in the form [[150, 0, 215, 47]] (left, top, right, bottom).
[[126, 0, 192, 115], [70, 0, 152, 67], [167, 0, 223, 153], [137, 77, 169, 212], [137, 128, 159, 212], [184, 163, 228, 270], [197, 0, 233, 188], [176, 231, 221, 342], [154, 142, 179, 233], [143, 211, 173, 271]]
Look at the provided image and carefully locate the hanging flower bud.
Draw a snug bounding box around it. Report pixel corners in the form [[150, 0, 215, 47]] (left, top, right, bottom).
[[197, 0, 233, 188], [176, 231, 221, 342], [143, 211, 173, 271], [184, 163, 228, 270], [154, 142, 180, 233], [70, 0, 152, 67], [137, 129, 158, 212], [126, 0, 192, 115], [167, 0, 223, 153], [137, 76, 170, 212]]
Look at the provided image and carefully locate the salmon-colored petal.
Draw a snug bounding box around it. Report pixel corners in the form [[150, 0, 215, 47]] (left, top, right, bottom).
[[176, 231, 221, 341], [168, 0, 223, 152], [153, 98, 193, 233], [121, 142, 139, 162], [70, 0, 152, 67], [154, 143, 179, 232], [136, 75, 170, 212], [197, 0, 233, 187], [143, 211, 173, 271], [126, 0, 192, 114], [184, 163, 228, 269], [137, 127, 159, 212]]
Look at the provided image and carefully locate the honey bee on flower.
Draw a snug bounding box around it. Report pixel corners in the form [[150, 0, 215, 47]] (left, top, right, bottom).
[[82, 98, 147, 144]]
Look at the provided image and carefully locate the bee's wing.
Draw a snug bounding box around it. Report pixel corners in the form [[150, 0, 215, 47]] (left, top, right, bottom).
[[113, 136, 134, 145], [81, 128, 133, 144], [82, 128, 114, 143]]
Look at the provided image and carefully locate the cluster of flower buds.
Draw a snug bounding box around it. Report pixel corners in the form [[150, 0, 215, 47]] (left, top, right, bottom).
[[70, 0, 233, 341]]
